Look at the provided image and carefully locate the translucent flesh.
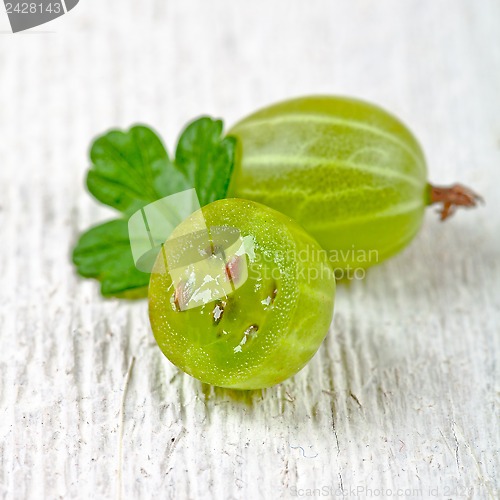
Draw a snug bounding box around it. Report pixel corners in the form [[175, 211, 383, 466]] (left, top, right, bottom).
[[148, 199, 335, 389]]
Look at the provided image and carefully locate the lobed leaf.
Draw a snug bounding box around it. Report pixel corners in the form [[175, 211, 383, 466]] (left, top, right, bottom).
[[87, 125, 188, 216], [73, 119, 237, 298], [175, 117, 237, 206]]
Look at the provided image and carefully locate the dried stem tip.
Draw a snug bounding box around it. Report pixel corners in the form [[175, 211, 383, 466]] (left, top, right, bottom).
[[428, 183, 483, 221]]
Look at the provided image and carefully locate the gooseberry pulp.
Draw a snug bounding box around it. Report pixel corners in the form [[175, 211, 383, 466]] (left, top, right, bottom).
[[148, 199, 335, 389], [228, 96, 480, 272]]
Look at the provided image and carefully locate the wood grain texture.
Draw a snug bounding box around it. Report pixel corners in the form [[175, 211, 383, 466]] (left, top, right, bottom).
[[0, 1, 499, 498]]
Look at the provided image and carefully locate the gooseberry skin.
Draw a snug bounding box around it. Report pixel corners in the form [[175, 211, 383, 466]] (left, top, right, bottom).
[[148, 199, 335, 390], [228, 96, 429, 270]]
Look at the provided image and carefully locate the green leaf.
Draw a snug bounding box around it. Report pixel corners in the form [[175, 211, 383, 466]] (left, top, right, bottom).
[[175, 117, 237, 206], [73, 118, 237, 299], [72, 219, 149, 298], [88, 125, 189, 216]]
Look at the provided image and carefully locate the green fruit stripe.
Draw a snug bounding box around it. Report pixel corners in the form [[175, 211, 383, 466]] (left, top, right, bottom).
[[304, 199, 423, 230], [237, 183, 422, 218], [237, 180, 417, 199], [242, 155, 424, 187], [234, 113, 425, 172]]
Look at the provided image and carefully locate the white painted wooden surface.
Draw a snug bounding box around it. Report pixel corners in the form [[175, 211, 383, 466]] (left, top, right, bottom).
[[0, 1, 499, 499]]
